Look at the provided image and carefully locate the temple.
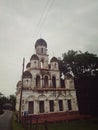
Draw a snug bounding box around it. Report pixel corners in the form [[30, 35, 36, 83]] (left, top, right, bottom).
[[16, 38, 78, 119]]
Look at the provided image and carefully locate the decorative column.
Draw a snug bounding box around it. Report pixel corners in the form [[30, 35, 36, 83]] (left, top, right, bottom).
[[48, 78, 51, 88], [54, 99, 59, 112], [63, 99, 67, 111], [45, 100, 49, 113], [40, 78, 43, 88], [34, 100, 38, 114]]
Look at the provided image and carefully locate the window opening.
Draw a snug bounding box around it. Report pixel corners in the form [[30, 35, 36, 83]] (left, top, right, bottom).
[[49, 100, 54, 112], [44, 76, 48, 87], [67, 99, 72, 110], [36, 75, 40, 88], [39, 101, 44, 113], [28, 101, 34, 114], [52, 76, 56, 88], [59, 100, 63, 111]]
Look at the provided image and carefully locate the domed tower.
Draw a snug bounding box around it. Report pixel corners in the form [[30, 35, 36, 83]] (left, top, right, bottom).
[[30, 54, 39, 69], [35, 38, 49, 69], [50, 57, 59, 70], [26, 62, 31, 70], [50, 56, 60, 88], [64, 72, 75, 89], [22, 71, 32, 89]]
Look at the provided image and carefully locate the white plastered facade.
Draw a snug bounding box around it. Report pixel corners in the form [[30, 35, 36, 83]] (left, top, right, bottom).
[[16, 39, 78, 115]]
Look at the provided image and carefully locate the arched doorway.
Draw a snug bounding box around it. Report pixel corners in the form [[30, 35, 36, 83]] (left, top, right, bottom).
[[36, 75, 40, 87], [52, 76, 56, 88]]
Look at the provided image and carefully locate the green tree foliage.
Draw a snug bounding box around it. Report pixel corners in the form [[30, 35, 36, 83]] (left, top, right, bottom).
[[9, 95, 16, 110], [62, 50, 77, 64], [0, 94, 8, 110], [58, 50, 98, 115], [0, 94, 16, 111], [61, 50, 98, 77]]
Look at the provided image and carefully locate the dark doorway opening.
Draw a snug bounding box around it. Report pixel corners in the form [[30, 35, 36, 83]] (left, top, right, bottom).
[[67, 99, 72, 110], [28, 101, 34, 114], [59, 100, 63, 111], [39, 101, 44, 113], [49, 100, 54, 112]]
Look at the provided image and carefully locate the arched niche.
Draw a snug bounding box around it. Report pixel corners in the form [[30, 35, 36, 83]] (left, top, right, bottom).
[[43, 75, 48, 87], [36, 75, 40, 88], [52, 76, 56, 88]]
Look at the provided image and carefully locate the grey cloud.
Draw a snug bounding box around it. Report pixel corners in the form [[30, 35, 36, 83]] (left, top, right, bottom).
[[0, 0, 98, 95]]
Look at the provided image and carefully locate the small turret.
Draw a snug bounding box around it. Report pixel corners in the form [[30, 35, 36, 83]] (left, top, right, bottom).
[[65, 72, 75, 89], [30, 54, 39, 68], [50, 57, 59, 70], [35, 38, 47, 55], [23, 71, 32, 89]]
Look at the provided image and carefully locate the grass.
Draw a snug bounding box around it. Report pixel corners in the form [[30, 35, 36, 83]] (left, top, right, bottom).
[[35, 118, 98, 130], [12, 113, 98, 130], [12, 113, 24, 130]]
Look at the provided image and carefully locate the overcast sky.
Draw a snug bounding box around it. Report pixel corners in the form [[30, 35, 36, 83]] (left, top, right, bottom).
[[0, 0, 98, 96]]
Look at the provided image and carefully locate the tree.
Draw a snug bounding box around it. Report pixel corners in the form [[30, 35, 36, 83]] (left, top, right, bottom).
[[61, 50, 98, 77], [9, 95, 16, 110], [0, 95, 8, 110], [62, 50, 77, 64], [0, 93, 16, 111], [58, 50, 98, 115], [0, 92, 3, 96], [0, 92, 3, 110]]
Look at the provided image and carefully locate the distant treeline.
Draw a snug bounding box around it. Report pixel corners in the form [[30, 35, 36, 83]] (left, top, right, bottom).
[[0, 94, 16, 111]]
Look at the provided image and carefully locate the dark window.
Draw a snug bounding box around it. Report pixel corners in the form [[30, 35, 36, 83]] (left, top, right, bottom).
[[28, 101, 34, 114], [26, 80, 28, 85], [41, 48, 43, 53], [34, 61, 36, 64], [49, 100, 54, 112], [34, 61, 36, 68], [67, 100, 72, 110], [36, 75, 40, 88], [52, 76, 56, 88], [59, 100, 63, 111], [61, 79, 65, 88], [44, 76, 48, 87], [55, 63, 56, 68], [39, 101, 44, 113]]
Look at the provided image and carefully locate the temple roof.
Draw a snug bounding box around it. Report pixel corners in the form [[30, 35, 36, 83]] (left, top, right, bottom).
[[22, 71, 32, 79], [35, 38, 47, 48], [50, 57, 58, 62], [26, 62, 31, 68], [30, 54, 39, 61]]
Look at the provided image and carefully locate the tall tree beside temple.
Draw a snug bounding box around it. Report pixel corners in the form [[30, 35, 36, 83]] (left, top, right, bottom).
[[58, 50, 98, 115]]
